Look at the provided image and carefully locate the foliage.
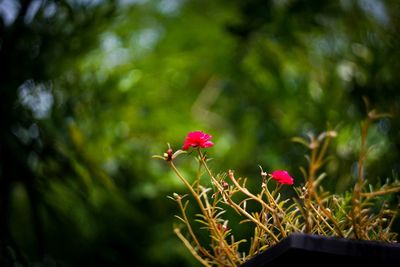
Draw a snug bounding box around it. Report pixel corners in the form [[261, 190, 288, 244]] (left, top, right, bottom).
[[157, 109, 400, 266]]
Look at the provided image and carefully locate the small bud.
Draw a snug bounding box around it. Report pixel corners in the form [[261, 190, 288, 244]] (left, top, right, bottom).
[[173, 193, 181, 200], [326, 131, 337, 138], [259, 165, 268, 178], [166, 148, 173, 160], [217, 223, 228, 233], [222, 181, 229, 190], [309, 140, 319, 149], [302, 186, 309, 198]]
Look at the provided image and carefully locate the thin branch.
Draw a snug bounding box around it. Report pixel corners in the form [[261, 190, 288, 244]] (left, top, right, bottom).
[[174, 228, 212, 267]]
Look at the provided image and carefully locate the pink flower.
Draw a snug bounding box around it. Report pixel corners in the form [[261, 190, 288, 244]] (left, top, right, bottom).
[[271, 170, 294, 185], [182, 131, 214, 150]]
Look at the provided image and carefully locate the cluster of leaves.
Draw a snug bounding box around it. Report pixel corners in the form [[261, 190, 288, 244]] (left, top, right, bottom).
[[161, 112, 400, 266]]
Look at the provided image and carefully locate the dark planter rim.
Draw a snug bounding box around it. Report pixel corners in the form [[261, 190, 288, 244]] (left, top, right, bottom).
[[239, 233, 400, 266]]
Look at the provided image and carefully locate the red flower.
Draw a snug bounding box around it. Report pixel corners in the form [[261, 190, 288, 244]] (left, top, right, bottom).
[[182, 131, 214, 150], [271, 170, 294, 185]]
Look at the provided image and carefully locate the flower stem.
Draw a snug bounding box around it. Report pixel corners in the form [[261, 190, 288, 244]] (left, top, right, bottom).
[[177, 198, 215, 260], [174, 228, 211, 267], [168, 160, 239, 265]]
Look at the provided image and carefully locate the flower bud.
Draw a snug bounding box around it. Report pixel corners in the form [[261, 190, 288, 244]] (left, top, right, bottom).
[[217, 223, 228, 233], [165, 148, 173, 161]]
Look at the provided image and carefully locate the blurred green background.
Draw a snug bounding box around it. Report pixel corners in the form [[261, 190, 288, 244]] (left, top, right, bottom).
[[1, 0, 399, 266]]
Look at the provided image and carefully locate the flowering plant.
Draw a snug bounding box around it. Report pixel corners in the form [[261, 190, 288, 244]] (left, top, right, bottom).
[[154, 110, 400, 266]]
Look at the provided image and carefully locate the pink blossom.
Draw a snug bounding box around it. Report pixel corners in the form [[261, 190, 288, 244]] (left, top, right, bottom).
[[182, 131, 214, 150], [271, 170, 294, 185]]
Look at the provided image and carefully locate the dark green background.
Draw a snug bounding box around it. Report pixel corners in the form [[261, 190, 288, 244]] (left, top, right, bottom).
[[1, 0, 399, 266]]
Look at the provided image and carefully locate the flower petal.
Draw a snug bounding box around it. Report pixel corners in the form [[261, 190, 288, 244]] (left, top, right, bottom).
[[181, 131, 214, 150], [271, 170, 294, 185]]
